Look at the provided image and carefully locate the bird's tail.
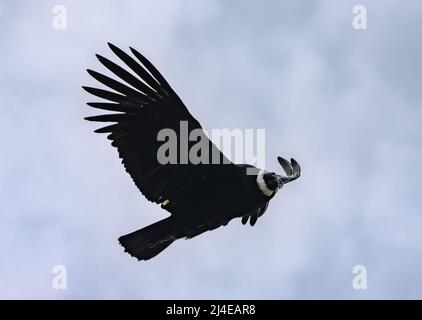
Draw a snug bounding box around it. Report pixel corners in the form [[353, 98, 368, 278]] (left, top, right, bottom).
[[118, 217, 177, 261]]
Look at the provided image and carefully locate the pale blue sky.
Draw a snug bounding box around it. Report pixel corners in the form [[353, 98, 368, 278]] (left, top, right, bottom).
[[1, 0, 422, 299]]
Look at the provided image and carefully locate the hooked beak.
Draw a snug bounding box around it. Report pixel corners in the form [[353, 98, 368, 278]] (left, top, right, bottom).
[[276, 175, 284, 189], [277, 156, 301, 184]]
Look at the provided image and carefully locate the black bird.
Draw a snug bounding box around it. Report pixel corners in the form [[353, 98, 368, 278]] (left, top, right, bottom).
[[84, 43, 301, 261]]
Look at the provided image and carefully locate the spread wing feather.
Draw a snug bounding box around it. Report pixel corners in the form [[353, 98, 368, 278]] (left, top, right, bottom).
[[84, 43, 231, 214], [241, 202, 269, 226]]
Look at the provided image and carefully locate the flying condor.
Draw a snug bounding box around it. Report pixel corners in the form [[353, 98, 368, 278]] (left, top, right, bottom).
[[83, 43, 301, 261]]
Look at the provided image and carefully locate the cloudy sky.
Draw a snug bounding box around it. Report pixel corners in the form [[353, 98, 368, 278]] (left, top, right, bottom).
[[1, 0, 421, 299]]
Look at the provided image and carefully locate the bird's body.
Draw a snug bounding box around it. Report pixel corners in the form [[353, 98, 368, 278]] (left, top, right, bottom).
[[117, 163, 272, 260], [162, 163, 269, 232], [84, 43, 300, 261]]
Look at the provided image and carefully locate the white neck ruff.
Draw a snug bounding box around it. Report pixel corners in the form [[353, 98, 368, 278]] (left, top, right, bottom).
[[256, 170, 274, 197]]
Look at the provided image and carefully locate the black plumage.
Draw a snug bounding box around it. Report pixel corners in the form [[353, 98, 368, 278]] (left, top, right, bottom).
[[84, 43, 301, 261]]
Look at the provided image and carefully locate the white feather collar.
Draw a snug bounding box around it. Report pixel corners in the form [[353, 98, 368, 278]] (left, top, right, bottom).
[[256, 170, 274, 197]]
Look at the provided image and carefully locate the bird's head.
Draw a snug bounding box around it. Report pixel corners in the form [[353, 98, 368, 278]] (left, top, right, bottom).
[[256, 156, 301, 197]]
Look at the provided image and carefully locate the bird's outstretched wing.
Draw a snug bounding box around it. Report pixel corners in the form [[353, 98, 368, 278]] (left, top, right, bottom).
[[84, 43, 231, 214]]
